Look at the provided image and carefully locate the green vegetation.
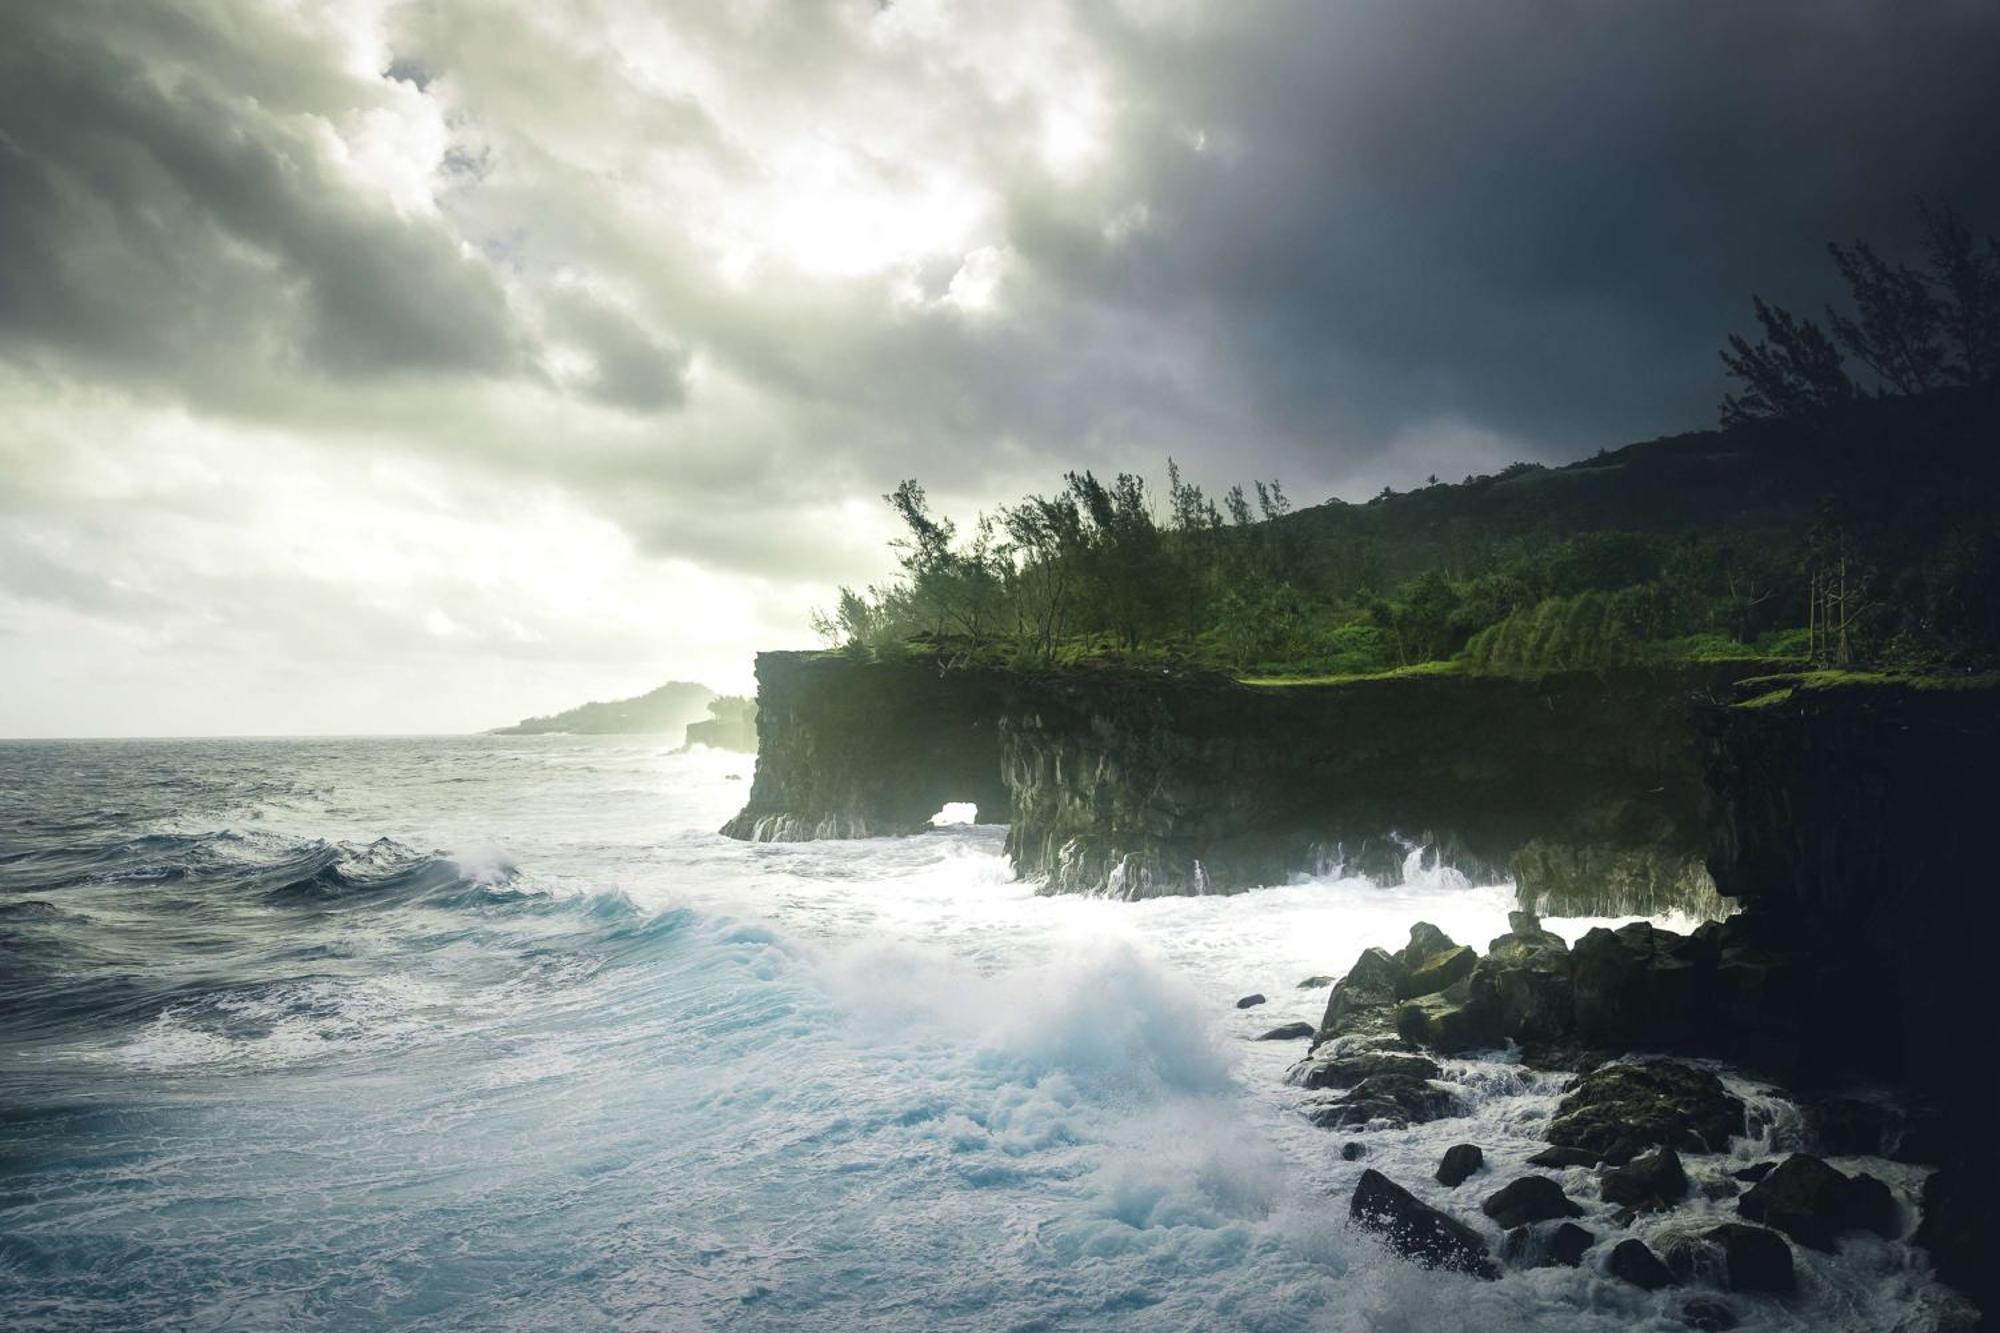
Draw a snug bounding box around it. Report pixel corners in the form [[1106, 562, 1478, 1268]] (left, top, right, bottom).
[[490, 681, 714, 735], [818, 206, 1999, 680]]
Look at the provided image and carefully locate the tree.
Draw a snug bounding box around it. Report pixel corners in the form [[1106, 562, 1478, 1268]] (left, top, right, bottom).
[[1917, 198, 2000, 389], [1825, 239, 1945, 396], [1719, 296, 1855, 425]]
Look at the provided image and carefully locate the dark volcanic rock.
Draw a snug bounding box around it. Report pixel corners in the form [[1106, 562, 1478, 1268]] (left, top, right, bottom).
[[1236, 993, 1267, 1009], [1341, 1141, 1366, 1161], [1499, 1220, 1594, 1269], [1398, 922, 1457, 971], [1545, 1060, 1745, 1164], [1308, 1073, 1456, 1129], [1729, 1161, 1776, 1184], [1254, 1021, 1316, 1041], [1681, 1296, 1737, 1331], [1294, 1050, 1441, 1090], [1481, 1175, 1583, 1230], [1915, 1164, 1994, 1304], [1435, 1144, 1483, 1188], [1393, 991, 1499, 1053], [1705, 1223, 1795, 1294], [1349, 1169, 1500, 1280], [1736, 1153, 1853, 1252], [1609, 1238, 1677, 1290], [1600, 1146, 1689, 1212], [1471, 926, 1575, 1046], [1527, 1146, 1599, 1169], [1297, 975, 1335, 990], [1398, 944, 1477, 1000], [1570, 922, 1709, 1049], [1316, 947, 1409, 1043]]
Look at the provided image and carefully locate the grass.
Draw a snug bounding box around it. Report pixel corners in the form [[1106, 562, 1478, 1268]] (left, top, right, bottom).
[[1730, 667, 2000, 708], [1238, 660, 1465, 687]]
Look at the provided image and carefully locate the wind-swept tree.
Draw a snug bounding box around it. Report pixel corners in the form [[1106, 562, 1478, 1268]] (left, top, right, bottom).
[[1825, 239, 1945, 396], [1719, 296, 1855, 426], [1917, 198, 2000, 389]]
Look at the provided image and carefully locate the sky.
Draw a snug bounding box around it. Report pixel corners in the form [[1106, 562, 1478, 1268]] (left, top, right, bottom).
[[2, 1, 1997, 737]]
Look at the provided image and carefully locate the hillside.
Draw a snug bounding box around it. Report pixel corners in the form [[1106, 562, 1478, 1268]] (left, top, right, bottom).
[[489, 681, 715, 736]]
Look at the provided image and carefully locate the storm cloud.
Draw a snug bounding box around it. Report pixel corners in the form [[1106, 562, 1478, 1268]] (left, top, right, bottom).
[[2, 0, 1996, 734]]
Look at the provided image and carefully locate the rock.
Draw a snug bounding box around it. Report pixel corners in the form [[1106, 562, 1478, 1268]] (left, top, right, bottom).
[[1308, 1073, 1456, 1129], [1915, 1163, 1995, 1307], [1297, 975, 1335, 990], [1527, 1146, 1598, 1169], [1498, 1220, 1594, 1269], [1659, 1233, 1723, 1284], [1348, 1169, 1499, 1280], [1507, 908, 1545, 936], [1436, 1144, 1484, 1188], [1609, 1238, 1677, 1290], [1341, 1141, 1366, 1161], [1704, 1223, 1795, 1294], [1254, 1022, 1316, 1041], [1397, 944, 1477, 999], [1600, 1146, 1689, 1212], [1393, 991, 1498, 1053], [1570, 922, 1706, 1048], [1680, 1296, 1737, 1330], [1545, 1060, 1745, 1164], [1236, 993, 1267, 1009], [1481, 1175, 1583, 1229], [1470, 930, 1574, 1045], [1316, 947, 1410, 1043], [1700, 1177, 1742, 1201], [1294, 1050, 1442, 1090], [1550, 1221, 1594, 1267], [1729, 1161, 1776, 1183], [1803, 1096, 1943, 1163], [1398, 922, 1457, 970], [1736, 1153, 1852, 1252], [1840, 1172, 1899, 1239]]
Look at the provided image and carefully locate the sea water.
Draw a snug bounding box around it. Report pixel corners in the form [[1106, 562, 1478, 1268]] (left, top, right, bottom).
[[0, 737, 1961, 1330]]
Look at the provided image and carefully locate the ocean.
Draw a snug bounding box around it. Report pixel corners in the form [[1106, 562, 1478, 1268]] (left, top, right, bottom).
[[0, 737, 1959, 1330]]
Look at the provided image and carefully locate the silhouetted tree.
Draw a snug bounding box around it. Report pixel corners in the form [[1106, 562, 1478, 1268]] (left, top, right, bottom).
[[1720, 296, 1855, 425]]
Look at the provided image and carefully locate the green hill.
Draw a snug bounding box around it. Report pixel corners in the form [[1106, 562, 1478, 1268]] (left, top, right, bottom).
[[489, 681, 716, 736]]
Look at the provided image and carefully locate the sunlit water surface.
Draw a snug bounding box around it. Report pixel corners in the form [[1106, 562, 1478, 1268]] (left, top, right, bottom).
[[0, 738, 1959, 1330]]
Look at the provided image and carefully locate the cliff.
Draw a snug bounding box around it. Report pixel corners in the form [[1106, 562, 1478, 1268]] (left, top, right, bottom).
[[724, 652, 1758, 914], [719, 653, 1013, 840]]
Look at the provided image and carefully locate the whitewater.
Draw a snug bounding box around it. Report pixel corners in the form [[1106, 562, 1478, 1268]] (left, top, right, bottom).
[[0, 737, 1960, 1330]]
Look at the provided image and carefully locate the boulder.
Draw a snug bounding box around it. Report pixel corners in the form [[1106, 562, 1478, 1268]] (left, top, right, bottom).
[[1914, 1163, 1995, 1306], [1236, 993, 1267, 1009], [1527, 1146, 1598, 1169], [1499, 1220, 1594, 1269], [1397, 944, 1477, 999], [1393, 990, 1498, 1053], [1254, 1021, 1316, 1041], [1481, 1175, 1583, 1229], [1316, 947, 1409, 1043], [1609, 1238, 1676, 1291], [1570, 922, 1707, 1048], [1293, 1050, 1441, 1090], [1348, 1169, 1499, 1280], [1600, 1146, 1689, 1212], [1470, 929, 1574, 1046], [1435, 1144, 1483, 1188], [1341, 1141, 1366, 1161], [1736, 1153, 1853, 1252], [1398, 921, 1458, 970], [1308, 1073, 1457, 1129], [1297, 975, 1335, 990], [1729, 1161, 1776, 1184], [1545, 1060, 1745, 1164], [1803, 1096, 1943, 1163], [1704, 1223, 1795, 1294]]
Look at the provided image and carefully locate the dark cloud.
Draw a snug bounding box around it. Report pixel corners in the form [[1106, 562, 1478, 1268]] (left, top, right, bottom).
[[0, 3, 521, 389]]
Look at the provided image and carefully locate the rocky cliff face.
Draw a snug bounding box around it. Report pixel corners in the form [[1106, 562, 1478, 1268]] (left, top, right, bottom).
[[719, 652, 1014, 840], [725, 652, 1750, 916]]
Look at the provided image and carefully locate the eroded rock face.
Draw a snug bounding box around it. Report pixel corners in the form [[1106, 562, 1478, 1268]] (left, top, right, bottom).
[[1293, 1050, 1442, 1091], [1307, 1074, 1457, 1129], [1545, 1061, 1745, 1164], [1349, 1169, 1499, 1280], [1315, 947, 1409, 1045], [1398, 944, 1477, 999], [1571, 923, 1711, 1048]]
